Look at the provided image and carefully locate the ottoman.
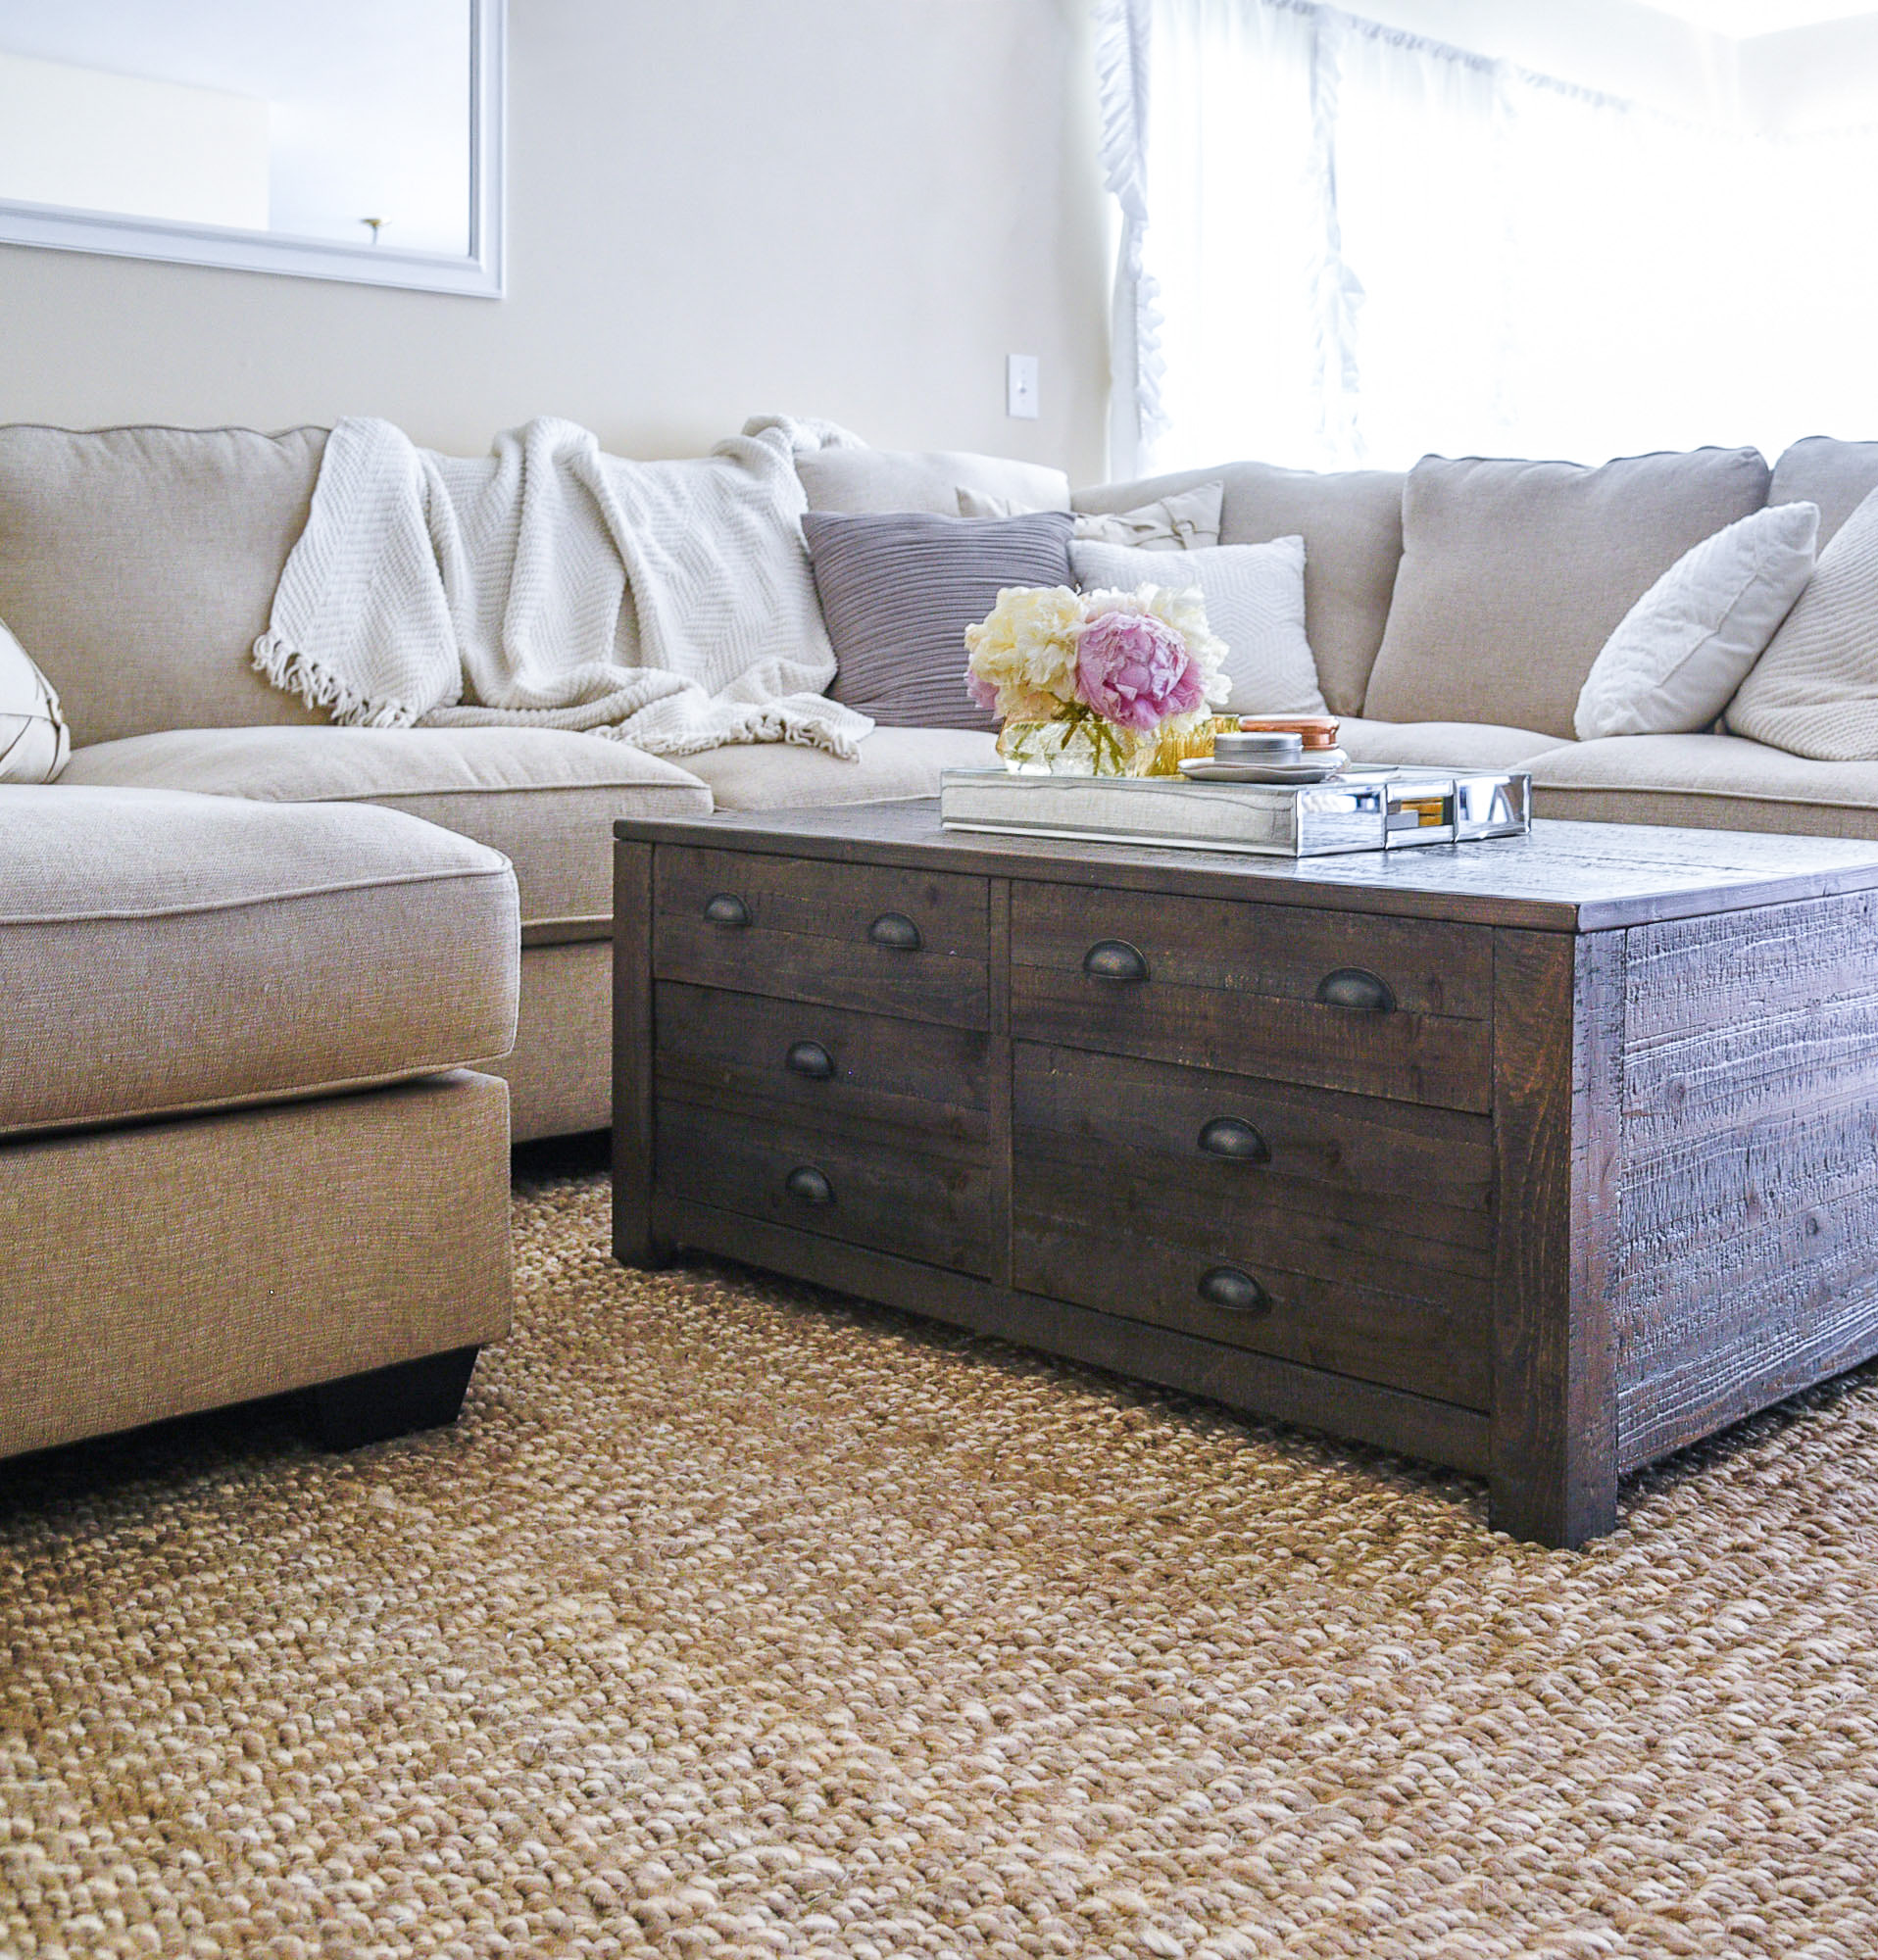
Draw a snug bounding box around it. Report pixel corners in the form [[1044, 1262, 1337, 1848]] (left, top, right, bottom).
[[0, 784, 520, 1461]]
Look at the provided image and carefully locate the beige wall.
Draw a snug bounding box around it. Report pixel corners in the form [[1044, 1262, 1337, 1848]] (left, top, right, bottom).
[[0, 0, 1111, 480]]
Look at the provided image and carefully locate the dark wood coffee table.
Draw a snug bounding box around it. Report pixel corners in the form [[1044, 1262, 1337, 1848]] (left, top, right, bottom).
[[612, 804, 1878, 1545]]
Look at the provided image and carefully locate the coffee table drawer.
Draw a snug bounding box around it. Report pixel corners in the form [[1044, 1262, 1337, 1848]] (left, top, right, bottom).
[[656, 845, 989, 1028], [1010, 882, 1491, 1110], [654, 981, 990, 1153], [1013, 1219, 1490, 1409], [1012, 1042, 1492, 1406], [657, 1101, 997, 1277]]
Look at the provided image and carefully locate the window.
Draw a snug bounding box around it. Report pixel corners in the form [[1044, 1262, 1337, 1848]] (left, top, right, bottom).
[[1100, 0, 1878, 472]]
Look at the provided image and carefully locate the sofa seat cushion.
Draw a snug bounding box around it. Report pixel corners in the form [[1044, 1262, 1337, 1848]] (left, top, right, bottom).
[[1337, 718, 1568, 770], [681, 725, 998, 810], [1362, 448, 1772, 742], [0, 422, 331, 748], [0, 785, 519, 1139], [59, 725, 712, 941], [1529, 732, 1878, 839]]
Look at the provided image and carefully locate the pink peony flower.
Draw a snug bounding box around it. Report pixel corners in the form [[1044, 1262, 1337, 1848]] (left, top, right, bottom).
[[1073, 608, 1207, 730]]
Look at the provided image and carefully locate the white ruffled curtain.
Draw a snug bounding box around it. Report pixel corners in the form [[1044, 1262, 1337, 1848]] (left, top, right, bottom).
[[1100, 0, 1878, 475]]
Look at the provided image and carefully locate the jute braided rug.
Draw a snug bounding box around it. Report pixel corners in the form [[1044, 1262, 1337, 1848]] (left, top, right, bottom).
[[5, 1156, 1878, 1959]]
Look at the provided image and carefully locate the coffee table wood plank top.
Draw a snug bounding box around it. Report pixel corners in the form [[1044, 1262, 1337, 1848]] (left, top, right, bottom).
[[625, 799, 1878, 931], [613, 806, 1878, 1545]]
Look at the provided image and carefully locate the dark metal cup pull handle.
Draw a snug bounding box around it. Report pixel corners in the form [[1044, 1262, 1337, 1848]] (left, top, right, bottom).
[[868, 911, 922, 951], [1083, 939, 1149, 984], [1198, 1116, 1269, 1163], [784, 1040, 835, 1081], [1197, 1265, 1269, 1316], [1316, 966, 1396, 1013], [703, 893, 750, 928], [785, 1165, 834, 1207]]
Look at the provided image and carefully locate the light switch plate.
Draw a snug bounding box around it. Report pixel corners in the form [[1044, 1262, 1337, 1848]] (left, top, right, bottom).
[[1007, 354, 1040, 419]]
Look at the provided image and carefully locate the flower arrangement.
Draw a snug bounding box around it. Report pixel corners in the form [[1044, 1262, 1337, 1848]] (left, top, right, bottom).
[[964, 583, 1228, 775]]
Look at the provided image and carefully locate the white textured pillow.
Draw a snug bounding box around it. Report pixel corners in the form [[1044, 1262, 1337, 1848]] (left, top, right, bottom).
[[961, 480, 1225, 549], [1726, 484, 1878, 760], [1, 617, 70, 783], [1071, 536, 1325, 714], [1573, 502, 1819, 740]]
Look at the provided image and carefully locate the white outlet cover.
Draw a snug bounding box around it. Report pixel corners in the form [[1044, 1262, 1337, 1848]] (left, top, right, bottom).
[[1007, 354, 1040, 419]]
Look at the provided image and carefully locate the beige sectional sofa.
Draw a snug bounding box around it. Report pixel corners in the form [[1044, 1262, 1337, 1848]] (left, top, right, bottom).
[[10, 415, 1878, 1466]]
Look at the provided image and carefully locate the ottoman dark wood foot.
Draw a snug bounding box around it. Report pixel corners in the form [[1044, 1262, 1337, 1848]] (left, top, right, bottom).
[[308, 1344, 481, 1450]]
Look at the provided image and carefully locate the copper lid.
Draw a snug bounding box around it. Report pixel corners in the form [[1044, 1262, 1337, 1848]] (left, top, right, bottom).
[[1238, 714, 1341, 752]]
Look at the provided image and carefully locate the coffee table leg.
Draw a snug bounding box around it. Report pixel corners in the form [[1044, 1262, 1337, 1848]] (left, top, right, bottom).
[[612, 840, 668, 1268], [1491, 1409, 1618, 1547], [614, 1220, 677, 1269], [609, 1115, 673, 1268], [1491, 928, 1621, 1547]]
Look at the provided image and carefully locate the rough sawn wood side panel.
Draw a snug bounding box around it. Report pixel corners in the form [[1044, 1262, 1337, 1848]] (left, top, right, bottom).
[[1615, 892, 1878, 1469]]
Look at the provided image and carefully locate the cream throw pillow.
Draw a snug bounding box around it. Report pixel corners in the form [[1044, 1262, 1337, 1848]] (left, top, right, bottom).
[[1070, 535, 1326, 715], [1, 616, 70, 783], [1726, 484, 1878, 760], [1573, 502, 1818, 740], [961, 480, 1225, 549]]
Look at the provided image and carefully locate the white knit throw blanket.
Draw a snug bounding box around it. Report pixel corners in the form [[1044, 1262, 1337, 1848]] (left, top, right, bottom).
[[253, 415, 875, 760]]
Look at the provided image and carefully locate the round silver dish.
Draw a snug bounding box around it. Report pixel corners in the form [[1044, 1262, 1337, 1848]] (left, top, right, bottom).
[[1212, 729, 1305, 764]]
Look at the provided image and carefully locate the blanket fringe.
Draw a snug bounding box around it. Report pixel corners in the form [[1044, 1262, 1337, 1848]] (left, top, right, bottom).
[[252, 632, 421, 732], [594, 705, 865, 763]]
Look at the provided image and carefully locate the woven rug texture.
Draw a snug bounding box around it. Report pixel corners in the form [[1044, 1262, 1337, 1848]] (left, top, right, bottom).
[[3, 1162, 1878, 1960]]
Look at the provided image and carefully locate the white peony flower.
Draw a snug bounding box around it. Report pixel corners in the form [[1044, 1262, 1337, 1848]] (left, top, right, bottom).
[[964, 583, 1088, 722]]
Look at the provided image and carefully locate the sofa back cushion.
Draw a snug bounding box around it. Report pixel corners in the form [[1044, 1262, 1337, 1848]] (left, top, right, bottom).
[[797, 444, 1070, 518], [0, 423, 330, 748], [1769, 436, 1878, 549], [1073, 461, 1405, 717], [1361, 447, 1771, 741]]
